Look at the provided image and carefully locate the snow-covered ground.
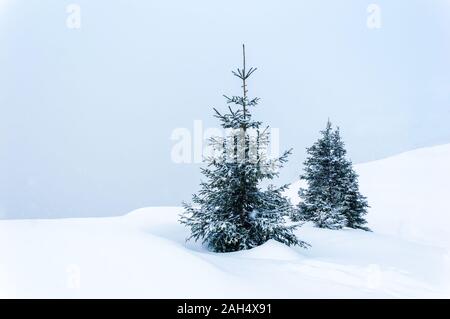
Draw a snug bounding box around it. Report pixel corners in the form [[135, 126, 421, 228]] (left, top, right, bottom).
[[1, 144, 450, 298]]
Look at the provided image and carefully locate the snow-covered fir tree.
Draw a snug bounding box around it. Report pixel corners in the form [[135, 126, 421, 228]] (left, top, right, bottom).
[[296, 121, 347, 229], [341, 169, 370, 231], [332, 127, 370, 231], [180, 45, 309, 252], [295, 120, 370, 230]]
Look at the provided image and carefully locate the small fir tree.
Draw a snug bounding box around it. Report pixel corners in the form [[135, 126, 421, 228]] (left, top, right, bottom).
[[340, 169, 370, 231], [331, 127, 370, 230], [296, 121, 347, 229], [296, 120, 369, 230]]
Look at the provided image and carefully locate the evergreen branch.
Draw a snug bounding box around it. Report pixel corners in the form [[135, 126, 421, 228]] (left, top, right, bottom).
[[245, 67, 257, 78]]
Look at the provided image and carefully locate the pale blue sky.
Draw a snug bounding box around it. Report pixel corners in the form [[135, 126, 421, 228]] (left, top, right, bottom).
[[1, 0, 449, 218]]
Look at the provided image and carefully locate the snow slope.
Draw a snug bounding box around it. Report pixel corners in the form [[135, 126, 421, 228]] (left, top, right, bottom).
[[1, 145, 450, 298]]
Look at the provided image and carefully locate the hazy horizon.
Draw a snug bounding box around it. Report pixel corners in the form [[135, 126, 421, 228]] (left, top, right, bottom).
[[1, 0, 450, 219]]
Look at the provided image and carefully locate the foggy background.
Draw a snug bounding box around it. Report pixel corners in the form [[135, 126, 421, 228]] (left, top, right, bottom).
[[1, 0, 449, 219]]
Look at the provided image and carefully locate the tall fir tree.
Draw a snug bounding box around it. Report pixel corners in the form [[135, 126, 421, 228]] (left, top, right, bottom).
[[296, 120, 370, 230], [180, 45, 309, 252]]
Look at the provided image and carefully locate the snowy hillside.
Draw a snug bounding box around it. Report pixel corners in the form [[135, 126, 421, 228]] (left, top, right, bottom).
[[287, 144, 450, 247], [1, 145, 450, 298]]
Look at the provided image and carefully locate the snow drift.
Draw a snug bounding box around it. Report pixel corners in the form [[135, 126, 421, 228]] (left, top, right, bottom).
[[1, 144, 450, 298]]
